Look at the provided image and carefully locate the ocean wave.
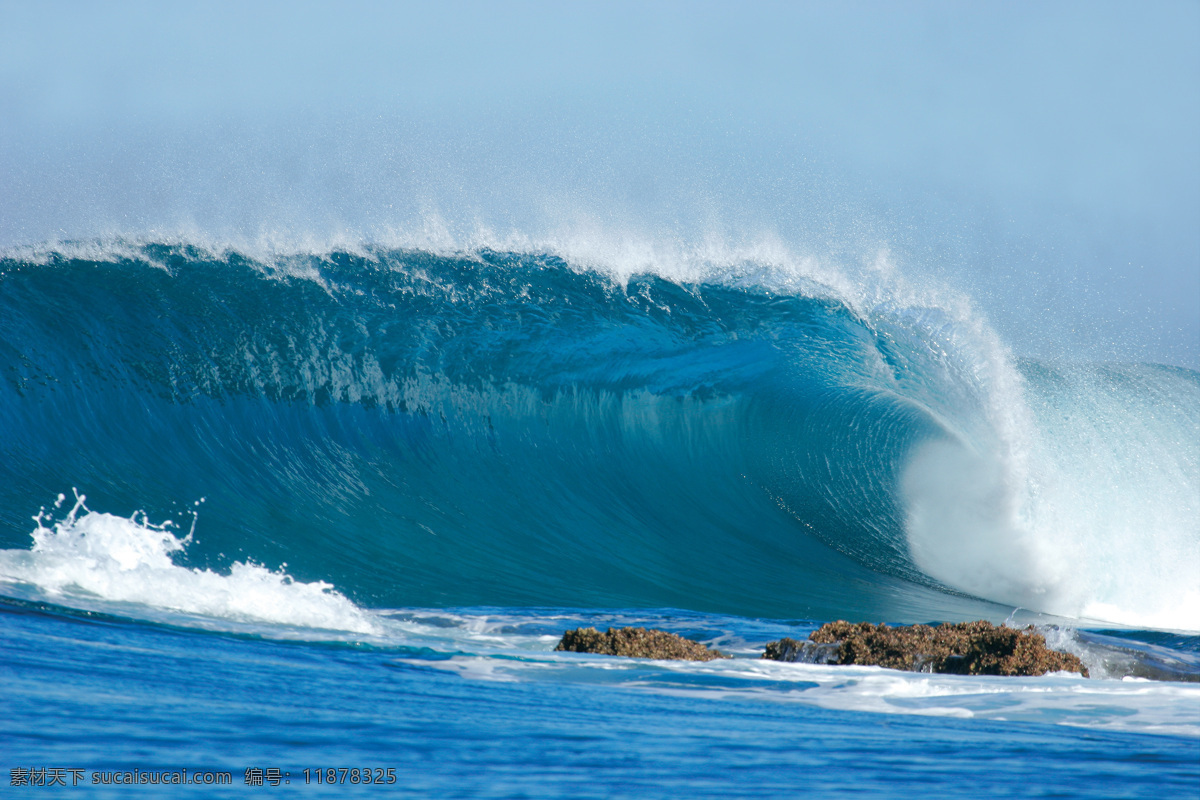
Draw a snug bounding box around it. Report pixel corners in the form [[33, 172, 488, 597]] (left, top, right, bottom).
[[0, 240, 1195, 629]]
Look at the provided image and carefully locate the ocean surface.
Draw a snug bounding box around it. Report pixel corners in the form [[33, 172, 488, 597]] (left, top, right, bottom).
[[1, 240, 1198, 797]]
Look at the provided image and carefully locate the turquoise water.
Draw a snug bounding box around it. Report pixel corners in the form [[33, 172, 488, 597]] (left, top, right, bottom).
[[1, 242, 1198, 796]]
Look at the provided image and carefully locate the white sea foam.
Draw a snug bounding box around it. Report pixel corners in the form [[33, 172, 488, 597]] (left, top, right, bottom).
[[0, 493, 379, 635]]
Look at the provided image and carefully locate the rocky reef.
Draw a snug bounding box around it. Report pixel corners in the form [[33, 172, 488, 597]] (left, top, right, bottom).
[[555, 626, 729, 661], [555, 620, 1089, 676], [763, 620, 1089, 677]]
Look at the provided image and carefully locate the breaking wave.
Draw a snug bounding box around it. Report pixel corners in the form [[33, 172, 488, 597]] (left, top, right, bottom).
[[0, 240, 1195, 629]]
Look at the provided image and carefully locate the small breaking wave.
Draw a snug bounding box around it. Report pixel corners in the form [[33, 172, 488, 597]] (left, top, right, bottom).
[[0, 492, 379, 635]]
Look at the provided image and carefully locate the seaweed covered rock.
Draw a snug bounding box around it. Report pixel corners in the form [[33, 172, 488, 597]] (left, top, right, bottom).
[[763, 620, 1088, 677], [556, 626, 728, 661]]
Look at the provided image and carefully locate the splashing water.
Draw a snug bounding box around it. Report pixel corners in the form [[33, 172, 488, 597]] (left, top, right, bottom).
[[0, 491, 379, 634]]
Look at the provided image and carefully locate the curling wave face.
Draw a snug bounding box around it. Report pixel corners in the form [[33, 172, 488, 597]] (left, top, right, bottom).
[[0, 240, 1195, 629]]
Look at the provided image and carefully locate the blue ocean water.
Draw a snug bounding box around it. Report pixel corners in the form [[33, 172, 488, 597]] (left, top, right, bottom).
[[1, 240, 1198, 797]]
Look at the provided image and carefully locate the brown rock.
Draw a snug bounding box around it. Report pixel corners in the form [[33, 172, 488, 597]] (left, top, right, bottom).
[[763, 620, 1088, 677], [762, 637, 806, 662], [555, 626, 729, 661]]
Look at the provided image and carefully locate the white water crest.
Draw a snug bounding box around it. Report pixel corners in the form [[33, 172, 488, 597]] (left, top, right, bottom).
[[0, 493, 379, 634]]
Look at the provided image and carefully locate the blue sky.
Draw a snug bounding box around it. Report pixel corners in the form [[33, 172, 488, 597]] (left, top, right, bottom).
[[2, 0, 1197, 364]]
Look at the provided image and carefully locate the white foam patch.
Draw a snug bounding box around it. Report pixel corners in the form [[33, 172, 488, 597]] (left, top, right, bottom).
[[695, 660, 1200, 736], [0, 494, 379, 635]]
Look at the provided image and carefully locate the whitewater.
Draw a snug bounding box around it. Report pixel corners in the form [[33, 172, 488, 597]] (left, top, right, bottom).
[[1, 235, 1197, 797]]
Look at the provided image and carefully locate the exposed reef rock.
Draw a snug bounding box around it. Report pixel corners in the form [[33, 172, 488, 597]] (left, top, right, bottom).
[[763, 620, 1089, 677], [555, 626, 729, 661]]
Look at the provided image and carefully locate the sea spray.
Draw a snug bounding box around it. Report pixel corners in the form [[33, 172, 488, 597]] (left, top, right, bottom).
[[0, 491, 379, 634], [902, 362, 1200, 630]]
